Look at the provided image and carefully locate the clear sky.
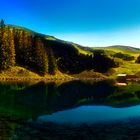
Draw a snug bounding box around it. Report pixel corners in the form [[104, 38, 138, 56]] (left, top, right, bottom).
[[1, 0, 140, 47]]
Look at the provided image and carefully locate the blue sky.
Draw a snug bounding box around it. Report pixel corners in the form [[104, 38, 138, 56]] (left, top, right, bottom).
[[1, 0, 140, 47]]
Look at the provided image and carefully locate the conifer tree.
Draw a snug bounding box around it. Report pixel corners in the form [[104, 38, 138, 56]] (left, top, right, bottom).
[[0, 19, 5, 28], [135, 55, 140, 63], [48, 48, 57, 75], [0, 21, 16, 69], [8, 27, 16, 66], [0, 26, 10, 69], [34, 37, 48, 74]]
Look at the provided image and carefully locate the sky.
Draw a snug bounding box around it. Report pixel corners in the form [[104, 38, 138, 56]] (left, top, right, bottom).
[[1, 0, 140, 47]]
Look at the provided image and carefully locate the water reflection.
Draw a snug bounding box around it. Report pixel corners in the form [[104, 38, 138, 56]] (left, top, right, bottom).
[[0, 81, 115, 118], [1, 80, 140, 139], [0, 80, 140, 120]]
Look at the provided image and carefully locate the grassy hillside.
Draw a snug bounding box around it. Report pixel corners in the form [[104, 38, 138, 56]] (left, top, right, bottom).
[[0, 21, 117, 79], [92, 45, 140, 78], [2, 21, 140, 79], [93, 45, 140, 57], [107, 45, 140, 52]]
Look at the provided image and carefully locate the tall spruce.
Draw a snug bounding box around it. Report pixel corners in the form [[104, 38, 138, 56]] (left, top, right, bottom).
[[8, 27, 16, 66], [34, 37, 48, 75], [0, 26, 10, 69], [0, 19, 5, 28], [0, 20, 16, 69], [48, 48, 57, 75]]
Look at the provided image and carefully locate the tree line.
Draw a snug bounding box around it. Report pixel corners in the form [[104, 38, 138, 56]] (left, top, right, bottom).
[[0, 20, 57, 75], [0, 19, 15, 69], [0, 19, 117, 75]]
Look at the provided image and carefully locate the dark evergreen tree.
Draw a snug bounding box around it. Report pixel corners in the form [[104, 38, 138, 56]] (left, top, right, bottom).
[[8, 27, 16, 66], [34, 37, 48, 75], [93, 50, 117, 73], [48, 48, 57, 75], [135, 55, 140, 63], [0, 19, 5, 28], [0, 26, 10, 69]]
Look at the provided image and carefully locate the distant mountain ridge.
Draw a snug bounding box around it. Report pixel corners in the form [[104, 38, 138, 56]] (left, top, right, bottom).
[[107, 45, 140, 52], [92, 45, 140, 52]]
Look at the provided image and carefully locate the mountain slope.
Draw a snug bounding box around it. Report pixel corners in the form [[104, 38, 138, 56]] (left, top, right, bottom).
[[91, 45, 140, 78], [1, 22, 140, 79], [0, 22, 117, 77], [107, 45, 140, 52], [92, 45, 140, 56]]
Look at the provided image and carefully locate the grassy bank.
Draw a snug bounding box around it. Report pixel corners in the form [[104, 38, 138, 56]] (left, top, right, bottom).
[[0, 66, 108, 82]]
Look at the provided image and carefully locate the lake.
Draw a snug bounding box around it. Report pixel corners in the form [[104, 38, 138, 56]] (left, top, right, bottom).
[[38, 105, 140, 124], [1, 80, 140, 139]]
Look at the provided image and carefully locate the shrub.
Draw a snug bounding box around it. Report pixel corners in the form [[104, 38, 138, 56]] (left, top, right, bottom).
[[112, 52, 134, 61]]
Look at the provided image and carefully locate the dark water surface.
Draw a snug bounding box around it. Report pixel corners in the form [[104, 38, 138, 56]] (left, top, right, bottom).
[[1, 80, 140, 139]]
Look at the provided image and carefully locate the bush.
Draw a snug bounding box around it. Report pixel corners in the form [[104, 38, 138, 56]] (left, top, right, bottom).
[[111, 92, 134, 101], [135, 55, 140, 63], [93, 51, 118, 73], [112, 52, 134, 61]]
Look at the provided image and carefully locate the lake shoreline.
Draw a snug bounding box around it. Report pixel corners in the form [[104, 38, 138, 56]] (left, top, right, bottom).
[[0, 77, 107, 82]]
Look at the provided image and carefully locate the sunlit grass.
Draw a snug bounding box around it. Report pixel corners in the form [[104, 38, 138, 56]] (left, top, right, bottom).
[[93, 46, 140, 58], [92, 46, 140, 78], [108, 60, 140, 78], [73, 44, 92, 55], [46, 36, 56, 41], [0, 66, 40, 78]]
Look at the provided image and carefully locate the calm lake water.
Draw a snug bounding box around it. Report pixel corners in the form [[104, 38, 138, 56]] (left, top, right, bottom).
[[1, 80, 140, 139], [38, 105, 140, 124]]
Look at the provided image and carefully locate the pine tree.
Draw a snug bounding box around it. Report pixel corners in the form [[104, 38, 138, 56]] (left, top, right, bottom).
[[34, 37, 48, 75], [16, 30, 25, 63], [0, 23, 16, 69], [48, 48, 57, 75], [8, 27, 15, 66], [0, 19, 5, 50], [0, 26, 10, 69], [0, 19, 5, 28], [136, 55, 140, 63]]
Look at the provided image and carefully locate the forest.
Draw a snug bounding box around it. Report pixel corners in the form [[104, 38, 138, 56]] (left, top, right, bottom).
[[0, 20, 117, 76]]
